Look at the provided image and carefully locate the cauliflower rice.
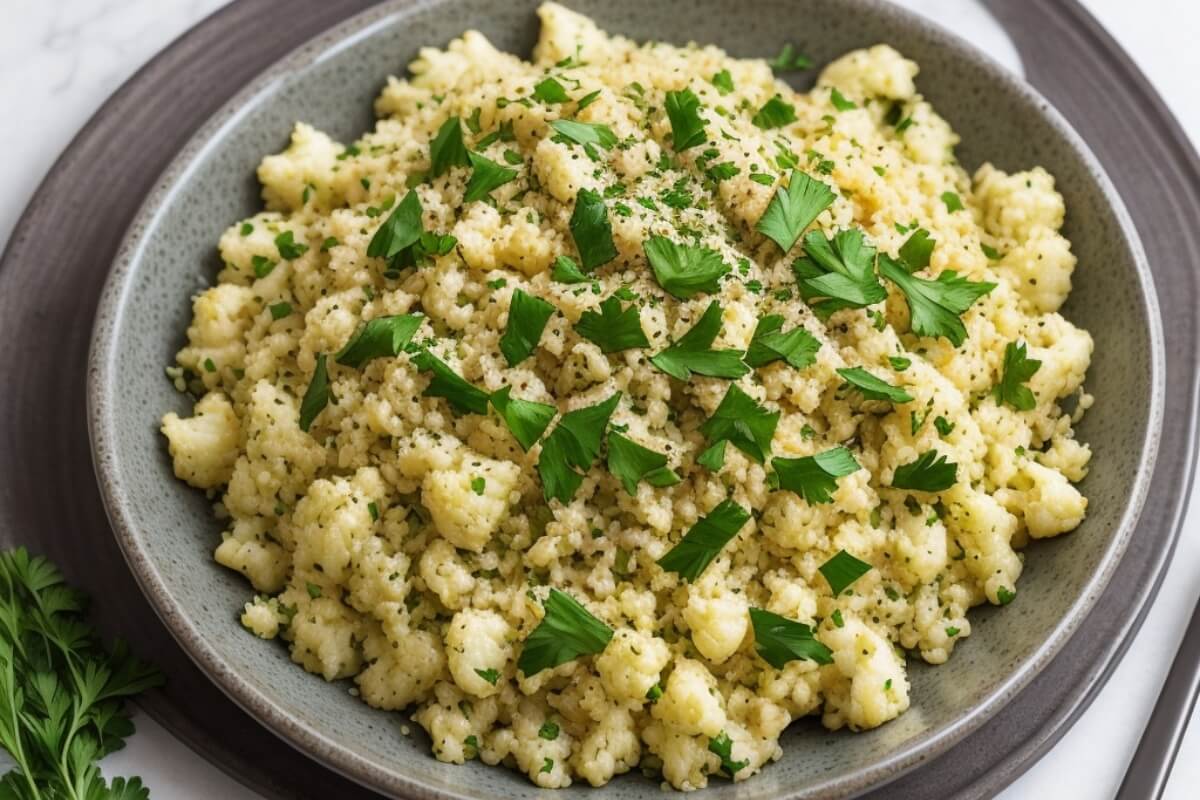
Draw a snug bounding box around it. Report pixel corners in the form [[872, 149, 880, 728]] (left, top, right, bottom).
[[160, 4, 1093, 790]]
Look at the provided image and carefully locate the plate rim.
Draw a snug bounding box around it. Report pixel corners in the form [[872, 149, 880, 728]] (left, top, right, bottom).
[[81, 1, 1166, 798]]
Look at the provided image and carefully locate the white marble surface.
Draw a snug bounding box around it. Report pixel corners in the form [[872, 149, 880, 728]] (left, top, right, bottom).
[[2, 1, 1198, 797]]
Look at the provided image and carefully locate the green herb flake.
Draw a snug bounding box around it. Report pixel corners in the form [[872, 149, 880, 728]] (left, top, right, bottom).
[[750, 607, 834, 668], [993, 341, 1042, 411], [537, 393, 622, 503], [997, 587, 1016, 605], [500, 289, 556, 366], [533, 76, 570, 103], [239, 222, 254, 236], [549, 119, 618, 149], [250, 255, 276, 279], [643, 235, 730, 299], [306, 581, 322, 599], [474, 667, 499, 685], [335, 314, 423, 369], [941, 191, 965, 212], [899, 228, 935, 271], [538, 721, 560, 740], [831, 608, 845, 628], [745, 315, 821, 370], [569, 188, 618, 271], [981, 242, 1003, 260], [551, 255, 590, 284], [700, 385, 779, 463], [767, 43, 812, 71], [772, 446, 860, 505], [464, 151, 519, 203], [829, 87, 857, 111], [819, 550, 872, 597], [430, 116, 470, 177], [576, 89, 602, 111], [792, 228, 886, 316], [368, 501, 379, 521], [299, 353, 331, 432], [518, 588, 614, 675], [698, 440, 727, 471], [269, 302, 293, 320], [877, 255, 996, 346], [891, 450, 958, 492], [665, 88, 707, 151], [757, 169, 836, 252], [889, 355, 912, 371], [470, 477, 487, 496], [413, 350, 490, 415], [489, 386, 556, 451], [650, 301, 749, 381], [837, 367, 913, 404], [657, 500, 750, 582], [945, 626, 961, 637], [275, 230, 309, 260], [708, 731, 751, 778], [367, 189, 424, 262], [607, 433, 680, 495], [752, 95, 797, 129], [576, 296, 649, 353], [711, 69, 734, 95]]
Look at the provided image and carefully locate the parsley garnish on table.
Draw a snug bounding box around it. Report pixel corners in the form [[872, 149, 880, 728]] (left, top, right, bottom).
[[0, 548, 163, 800], [518, 589, 613, 676]]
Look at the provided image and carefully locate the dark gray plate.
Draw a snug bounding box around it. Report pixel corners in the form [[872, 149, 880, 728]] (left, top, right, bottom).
[[0, 1, 1195, 799]]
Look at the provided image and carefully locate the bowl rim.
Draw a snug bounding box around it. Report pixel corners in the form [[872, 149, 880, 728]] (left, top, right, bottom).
[[86, 0, 1166, 796]]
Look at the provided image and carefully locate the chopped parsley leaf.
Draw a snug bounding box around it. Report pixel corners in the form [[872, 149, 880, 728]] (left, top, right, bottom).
[[708, 731, 750, 777], [744, 315, 820, 370], [993, 341, 1042, 411], [274, 230, 308, 260], [251, 255, 275, 278], [831, 608, 845, 628], [299, 353, 330, 432], [551, 255, 590, 284], [650, 301, 749, 381], [576, 296, 649, 353], [518, 588, 613, 676], [607, 432, 681, 495], [549, 119, 618, 149], [889, 355, 912, 371], [997, 587, 1016, 605], [767, 43, 812, 71], [941, 191, 965, 212], [570, 188, 618, 271], [946, 626, 961, 638], [664, 88, 707, 151], [757, 169, 835, 252], [306, 582, 322, 599], [711, 69, 734, 95], [819, 550, 872, 597], [366, 189, 423, 262], [474, 667, 499, 684], [540, 758, 554, 775], [899, 227, 935, 271], [829, 87, 857, 111], [772, 446, 860, 504], [413, 350, 490, 415], [533, 76, 570, 103], [934, 415, 955, 437], [430, 116, 470, 177], [699, 385, 779, 463], [489, 386, 556, 451], [891, 450, 958, 492], [749, 607, 834, 668], [269, 302, 292, 320], [877, 254, 996, 346], [793, 228, 886, 316], [538, 721, 560, 741], [335, 314, 423, 369], [657, 500, 750, 582], [697, 440, 727, 471], [576, 89, 602, 111], [643, 235, 729, 299], [981, 242, 1003, 260], [752, 95, 797, 129], [464, 151, 519, 202], [537, 393, 621, 503], [836, 366, 913, 404], [500, 289, 556, 366]]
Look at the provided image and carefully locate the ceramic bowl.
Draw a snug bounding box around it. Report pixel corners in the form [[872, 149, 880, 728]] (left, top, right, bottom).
[[88, 0, 1163, 796]]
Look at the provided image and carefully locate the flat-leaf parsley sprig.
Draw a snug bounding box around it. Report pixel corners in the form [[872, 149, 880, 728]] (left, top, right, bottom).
[[0, 548, 163, 800]]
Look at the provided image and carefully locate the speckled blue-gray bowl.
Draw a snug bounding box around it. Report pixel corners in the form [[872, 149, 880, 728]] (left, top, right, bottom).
[[87, 0, 1163, 797]]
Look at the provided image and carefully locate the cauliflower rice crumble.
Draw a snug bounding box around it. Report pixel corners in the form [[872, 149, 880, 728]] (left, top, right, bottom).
[[160, 4, 1092, 790]]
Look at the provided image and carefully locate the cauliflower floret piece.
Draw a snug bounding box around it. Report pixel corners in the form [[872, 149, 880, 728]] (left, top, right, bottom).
[[1011, 461, 1088, 539], [240, 595, 286, 639], [161, 391, 240, 489], [423, 455, 520, 551], [641, 720, 719, 792], [722, 687, 792, 781], [489, 696, 575, 788], [176, 284, 257, 388], [290, 468, 385, 584], [973, 164, 1065, 245], [356, 626, 445, 710], [943, 485, 1022, 604], [998, 227, 1076, 313], [419, 538, 476, 609], [214, 516, 288, 593], [445, 609, 513, 698], [682, 574, 749, 665], [412, 681, 500, 764], [652, 658, 726, 738], [287, 594, 363, 681], [572, 705, 640, 786], [818, 45, 918, 101], [820, 616, 909, 731], [595, 628, 671, 703], [257, 122, 343, 212]]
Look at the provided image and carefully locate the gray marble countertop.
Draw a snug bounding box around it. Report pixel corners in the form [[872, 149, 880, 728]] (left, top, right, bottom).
[[2, 0, 1198, 797]]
